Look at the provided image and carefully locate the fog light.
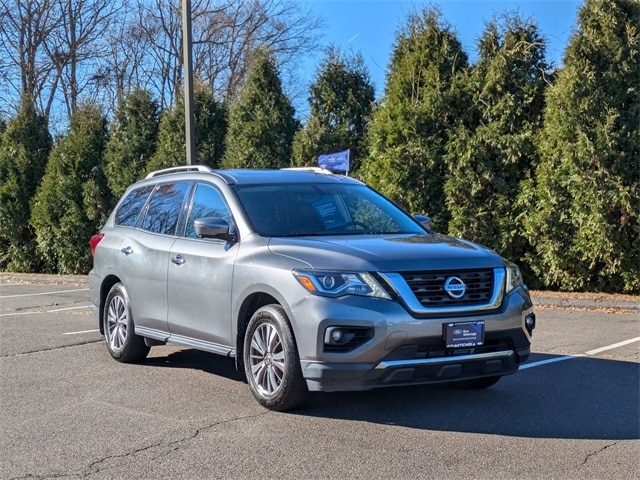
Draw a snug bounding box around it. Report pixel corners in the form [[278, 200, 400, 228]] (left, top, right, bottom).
[[323, 326, 374, 352], [330, 328, 344, 343], [525, 313, 536, 334]]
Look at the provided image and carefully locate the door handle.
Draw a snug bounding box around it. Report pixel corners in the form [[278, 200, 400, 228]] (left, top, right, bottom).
[[120, 246, 133, 255], [171, 255, 185, 265]]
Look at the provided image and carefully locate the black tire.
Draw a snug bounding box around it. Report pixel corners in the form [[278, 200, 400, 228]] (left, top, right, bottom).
[[243, 305, 308, 411], [103, 283, 150, 363], [449, 375, 502, 389]]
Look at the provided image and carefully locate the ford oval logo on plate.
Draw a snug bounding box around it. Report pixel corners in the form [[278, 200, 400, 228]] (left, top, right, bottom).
[[444, 276, 466, 299]]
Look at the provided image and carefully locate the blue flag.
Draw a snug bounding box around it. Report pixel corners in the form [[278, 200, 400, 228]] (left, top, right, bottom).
[[317, 149, 349, 173]]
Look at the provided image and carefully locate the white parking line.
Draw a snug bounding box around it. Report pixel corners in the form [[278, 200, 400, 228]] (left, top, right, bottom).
[[63, 329, 100, 335], [520, 355, 579, 369], [522, 336, 640, 370], [585, 337, 640, 355], [49, 305, 91, 312], [0, 288, 89, 298], [0, 305, 92, 317]]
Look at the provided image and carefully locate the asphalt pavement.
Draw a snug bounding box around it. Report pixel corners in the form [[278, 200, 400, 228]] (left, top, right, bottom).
[[1, 271, 638, 479]]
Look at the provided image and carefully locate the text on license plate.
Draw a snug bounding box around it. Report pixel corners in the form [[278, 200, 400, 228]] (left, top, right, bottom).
[[444, 321, 485, 348]]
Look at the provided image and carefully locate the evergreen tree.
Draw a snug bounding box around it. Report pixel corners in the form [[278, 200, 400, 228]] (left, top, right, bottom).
[[147, 81, 227, 173], [0, 97, 51, 271], [445, 13, 548, 269], [146, 101, 185, 173], [222, 48, 298, 169], [104, 89, 160, 200], [30, 103, 110, 274], [522, 0, 640, 293], [359, 6, 468, 228], [291, 47, 375, 172]]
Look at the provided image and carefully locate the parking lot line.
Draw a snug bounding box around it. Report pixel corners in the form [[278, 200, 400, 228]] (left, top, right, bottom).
[[522, 336, 640, 370], [0, 305, 92, 317], [585, 337, 640, 355], [49, 305, 91, 312], [520, 355, 580, 369], [63, 329, 100, 335], [0, 288, 89, 299]]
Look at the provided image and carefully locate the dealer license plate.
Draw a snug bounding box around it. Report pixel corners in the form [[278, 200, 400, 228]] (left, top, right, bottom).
[[444, 321, 485, 348]]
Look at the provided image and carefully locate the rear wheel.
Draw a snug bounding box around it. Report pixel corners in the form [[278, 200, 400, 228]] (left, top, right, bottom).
[[103, 283, 150, 363], [449, 375, 502, 389], [244, 305, 308, 411]]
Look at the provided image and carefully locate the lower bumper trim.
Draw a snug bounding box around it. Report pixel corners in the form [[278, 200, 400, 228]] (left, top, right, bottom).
[[302, 350, 520, 392], [376, 350, 515, 370]]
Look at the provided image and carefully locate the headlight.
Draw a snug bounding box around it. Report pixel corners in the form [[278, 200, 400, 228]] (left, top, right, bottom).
[[504, 259, 524, 293], [292, 269, 391, 299]]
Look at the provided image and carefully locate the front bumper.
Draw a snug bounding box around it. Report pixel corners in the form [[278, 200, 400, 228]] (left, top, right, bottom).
[[289, 287, 533, 392], [301, 346, 526, 392]]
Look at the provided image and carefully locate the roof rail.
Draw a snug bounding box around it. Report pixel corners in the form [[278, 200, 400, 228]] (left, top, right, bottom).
[[280, 166, 334, 174], [145, 165, 214, 179]]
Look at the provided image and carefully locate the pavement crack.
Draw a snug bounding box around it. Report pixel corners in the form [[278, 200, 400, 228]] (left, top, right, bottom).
[[83, 411, 270, 477], [581, 442, 618, 466], [0, 340, 103, 358]]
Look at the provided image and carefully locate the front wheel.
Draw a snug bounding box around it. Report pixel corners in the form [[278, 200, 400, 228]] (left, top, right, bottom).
[[243, 305, 308, 411], [103, 282, 150, 363]]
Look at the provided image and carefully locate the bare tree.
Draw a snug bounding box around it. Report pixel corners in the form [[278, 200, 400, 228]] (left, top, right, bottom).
[[49, 0, 119, 118], [101, 4, 152, 113], [132, 0, 185, 110], [1, 0, 322, 129], [130, 0, 321, 108], [0, 0, 63, 117], [0, 0, 118, 124], [198, 0, 322, 102]]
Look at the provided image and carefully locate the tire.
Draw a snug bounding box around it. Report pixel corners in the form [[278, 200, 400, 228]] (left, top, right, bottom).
[[243, 305, 308, 411], [449, 375, 502, 389], [103, 282, 150, 363]]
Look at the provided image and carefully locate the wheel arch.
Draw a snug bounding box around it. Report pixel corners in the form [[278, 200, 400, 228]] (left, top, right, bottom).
[[98, 275, 121, 334], [235, 292, 281, 373]]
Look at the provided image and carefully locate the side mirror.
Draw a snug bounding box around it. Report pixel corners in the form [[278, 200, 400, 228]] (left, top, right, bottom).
[[194, 217, 237, 243], [414, 214, 435, 232]]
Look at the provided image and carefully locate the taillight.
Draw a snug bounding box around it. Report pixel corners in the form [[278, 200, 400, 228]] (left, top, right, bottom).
[[90, 233, 104, 256]]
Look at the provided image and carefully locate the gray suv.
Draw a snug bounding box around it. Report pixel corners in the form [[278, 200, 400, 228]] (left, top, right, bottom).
[[89, 166, 535, 411]]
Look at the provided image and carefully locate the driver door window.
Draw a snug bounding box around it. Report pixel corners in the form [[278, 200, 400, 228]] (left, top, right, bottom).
[[186, 183, 233, 239]]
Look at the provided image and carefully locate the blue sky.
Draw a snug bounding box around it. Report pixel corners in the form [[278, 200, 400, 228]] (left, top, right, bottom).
[[302, 0, 583, 98]]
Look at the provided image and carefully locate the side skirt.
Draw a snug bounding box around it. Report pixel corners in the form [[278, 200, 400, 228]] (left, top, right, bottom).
[[135, 326, 236, 358]]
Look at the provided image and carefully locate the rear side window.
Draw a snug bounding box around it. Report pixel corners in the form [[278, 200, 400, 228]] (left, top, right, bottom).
[[141, 182, 190, 235], [115, 185, 154, 227]]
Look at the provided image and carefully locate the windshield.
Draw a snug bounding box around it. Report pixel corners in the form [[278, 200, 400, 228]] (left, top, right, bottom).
[[234, 183, 425, 237]]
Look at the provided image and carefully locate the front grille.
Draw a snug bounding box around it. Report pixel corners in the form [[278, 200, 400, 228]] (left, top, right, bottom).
[[400, 269, 494, 307]]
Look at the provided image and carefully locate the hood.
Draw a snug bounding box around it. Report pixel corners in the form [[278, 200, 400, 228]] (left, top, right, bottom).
[[268, 233, 504, 272]]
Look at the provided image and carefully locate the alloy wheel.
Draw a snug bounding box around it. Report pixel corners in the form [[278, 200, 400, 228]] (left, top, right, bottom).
[[106, 293, 128, 352], [248, 322, 286, 396]]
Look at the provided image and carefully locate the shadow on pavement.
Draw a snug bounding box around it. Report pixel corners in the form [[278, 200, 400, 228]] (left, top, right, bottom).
[[143, 347, 246, 382], [299, 354, 639, 441], [142, 349, 639, 441]]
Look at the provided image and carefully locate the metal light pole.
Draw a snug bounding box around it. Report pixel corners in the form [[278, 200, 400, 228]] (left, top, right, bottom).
[[182, 0, 195, 165]]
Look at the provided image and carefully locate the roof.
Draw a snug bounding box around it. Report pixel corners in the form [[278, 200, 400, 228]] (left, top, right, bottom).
[[144, 165, 363, 186], [219, 169, 360, 186]]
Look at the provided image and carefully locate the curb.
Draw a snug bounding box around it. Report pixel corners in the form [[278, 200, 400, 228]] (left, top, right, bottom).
[[0, 272, 88, 286], [530, 291, 639, 311]]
